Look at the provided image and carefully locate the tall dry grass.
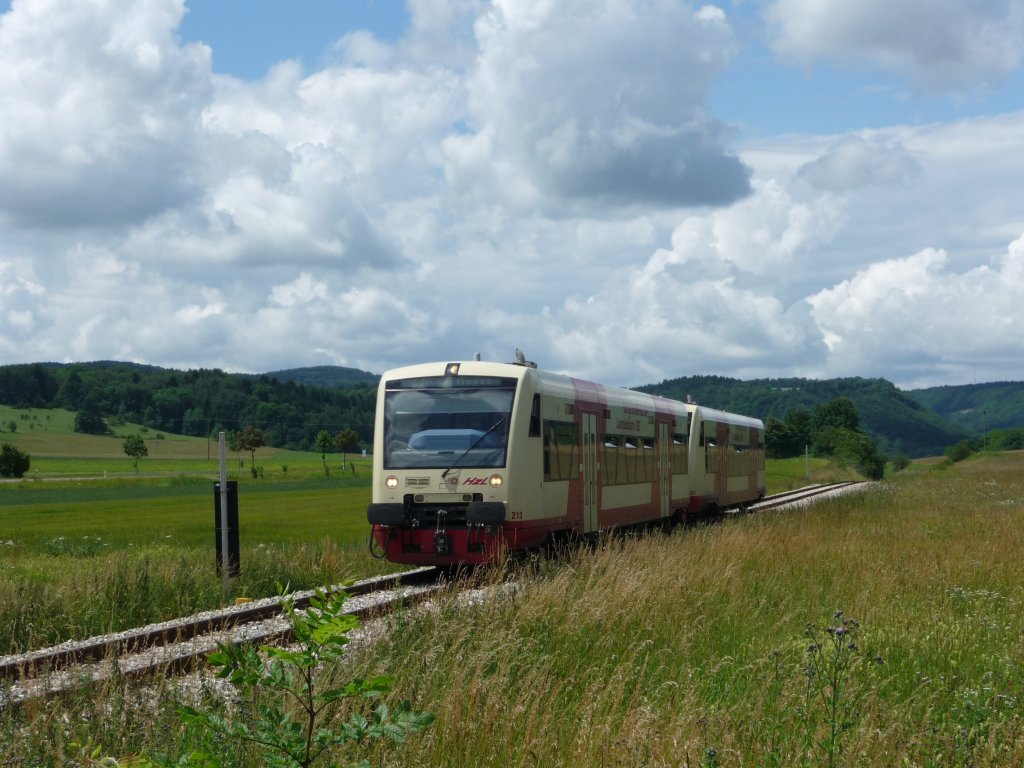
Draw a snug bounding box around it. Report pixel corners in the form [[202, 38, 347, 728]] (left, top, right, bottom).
[[4, 455, 1024, 766], [0, 537, 377, 654], [350, 458, 1024, 767]]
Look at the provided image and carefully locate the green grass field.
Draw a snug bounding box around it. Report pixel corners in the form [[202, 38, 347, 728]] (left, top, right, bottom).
[[4, 449, 1022, 765], [0, 403, 360, 476], [0, 407, 390, 654]]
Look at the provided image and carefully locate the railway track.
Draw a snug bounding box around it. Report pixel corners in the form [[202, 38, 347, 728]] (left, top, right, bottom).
[[0, 566, 444, 707], [748, 480, 865, 513], [1, 482, 866, 707]]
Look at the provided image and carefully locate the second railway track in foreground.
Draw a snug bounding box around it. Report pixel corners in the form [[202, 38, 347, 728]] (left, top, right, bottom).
[[1, 481, 866, 706], [1, 566, 444, 707]]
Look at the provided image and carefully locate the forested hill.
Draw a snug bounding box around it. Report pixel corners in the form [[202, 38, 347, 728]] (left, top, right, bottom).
[[906, 381, 1024, 434], [263, 365, 379, 389], [2, 362, 1018, 458], [635, 375, 970, 458], [0, 361, 376, 452]]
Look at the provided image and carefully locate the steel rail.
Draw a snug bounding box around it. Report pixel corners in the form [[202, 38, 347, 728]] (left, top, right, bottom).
[[749, 481, 863, 513], [0, 566, 439, 685]]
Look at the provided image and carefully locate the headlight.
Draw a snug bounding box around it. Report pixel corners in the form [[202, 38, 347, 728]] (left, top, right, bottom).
[[488, 474, 503, 488], [385, 475, 399, 489]]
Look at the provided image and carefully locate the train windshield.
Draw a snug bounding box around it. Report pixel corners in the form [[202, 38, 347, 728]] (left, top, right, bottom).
[[383, 376, 518, 469]]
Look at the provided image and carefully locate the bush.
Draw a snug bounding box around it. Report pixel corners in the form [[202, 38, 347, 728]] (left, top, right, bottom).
[[74, 407, 111, 435], [0, 442, 30, 478], [818, 427, 886, 480], [945, 441, 974, 463]]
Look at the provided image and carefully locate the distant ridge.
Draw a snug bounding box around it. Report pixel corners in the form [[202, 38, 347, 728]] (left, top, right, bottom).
[[905, 381, 1024, 433], [2, 359, 1022, 458], [263, 365, 380, 389], [636, 374, 972, 458]]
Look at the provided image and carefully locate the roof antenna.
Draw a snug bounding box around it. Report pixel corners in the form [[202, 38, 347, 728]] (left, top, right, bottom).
[[513, 348, 537, 368]]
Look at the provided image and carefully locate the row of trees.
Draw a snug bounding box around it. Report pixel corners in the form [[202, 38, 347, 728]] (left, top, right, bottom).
[[121, 425, 298, 476], [315, 429, 361, 474], [764, 397, 887, 480], [1, 363, 373, 453]]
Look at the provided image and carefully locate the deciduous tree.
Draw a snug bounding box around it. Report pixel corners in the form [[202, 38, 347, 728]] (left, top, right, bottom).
[[123, 433, 148, 474], [315, 429, 333, 474], [0, 443, 30, 478], [74, 406, 110, 435], [237, 425, 269, 474], [334, 428, 360, 469]]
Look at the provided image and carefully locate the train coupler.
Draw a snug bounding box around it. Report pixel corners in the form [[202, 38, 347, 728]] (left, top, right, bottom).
[[433, 531, 451, 555]]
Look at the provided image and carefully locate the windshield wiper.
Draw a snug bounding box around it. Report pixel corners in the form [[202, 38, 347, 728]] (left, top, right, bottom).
[[442, 417, 506, 478]]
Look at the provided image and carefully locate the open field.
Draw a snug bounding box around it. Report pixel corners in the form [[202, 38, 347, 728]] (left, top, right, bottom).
[[0, 407, 387, 654], [765, 454, 864, 490], [0, 472, 386, 654], [3, 452, 1023, 764], [0, 404, 358, 477]]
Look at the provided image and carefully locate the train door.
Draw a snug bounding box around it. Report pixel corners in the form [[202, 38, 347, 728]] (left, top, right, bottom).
[[581, 412, 599, 533], [658, 421, 671, 517], [748, 427, 760, 495], [715, 421, 729, 505]]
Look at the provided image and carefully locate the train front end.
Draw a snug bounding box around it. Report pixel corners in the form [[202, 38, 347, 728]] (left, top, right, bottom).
[[367, 361, 525, 565]]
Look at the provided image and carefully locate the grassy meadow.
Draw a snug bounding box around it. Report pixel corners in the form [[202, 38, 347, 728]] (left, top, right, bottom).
[[2, 422, 1023, 765], [340, 453, 1024, 767], [0, 406, 392, 654]]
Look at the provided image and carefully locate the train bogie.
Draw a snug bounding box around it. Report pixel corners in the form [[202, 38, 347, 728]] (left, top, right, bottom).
[[367, 359, 765, 565]]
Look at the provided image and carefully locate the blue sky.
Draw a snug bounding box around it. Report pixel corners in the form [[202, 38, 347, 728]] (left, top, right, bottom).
[[1, 0, 1024, 389], [178, 1, 409, 79], [172, 1, 1024, 135]]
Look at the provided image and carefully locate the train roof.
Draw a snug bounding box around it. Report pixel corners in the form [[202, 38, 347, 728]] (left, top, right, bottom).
[[379, 360, 763, 429]]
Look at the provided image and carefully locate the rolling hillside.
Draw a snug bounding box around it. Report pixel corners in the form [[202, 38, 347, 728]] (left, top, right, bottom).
[[906, 381, 1024, 434], [264, 365, 379, 389], [636, 375, 971, 458], [4, 361, 1021, 458]]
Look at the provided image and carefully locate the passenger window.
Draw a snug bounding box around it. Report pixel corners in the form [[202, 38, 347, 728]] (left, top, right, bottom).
[[544, 420, 579, 481]]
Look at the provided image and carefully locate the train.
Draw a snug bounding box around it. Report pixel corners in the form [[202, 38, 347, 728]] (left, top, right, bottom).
[[367, 355, 765, 565]]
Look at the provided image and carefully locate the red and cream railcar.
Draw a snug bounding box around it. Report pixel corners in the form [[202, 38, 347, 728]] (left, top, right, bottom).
[[367, 359, 765, 566]]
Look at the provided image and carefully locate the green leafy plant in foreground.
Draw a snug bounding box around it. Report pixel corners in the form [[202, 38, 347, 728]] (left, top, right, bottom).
[[177, 586, 434, 767], [798, 611, 882, 768]]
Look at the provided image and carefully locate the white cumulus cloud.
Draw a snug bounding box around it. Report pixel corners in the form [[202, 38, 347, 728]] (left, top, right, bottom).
[[0, 0, 212, 227], [807, 237, 1024, 385], [797, 135, 922, 192], [764, 0, 1024, 93], [443, 0, 751, 211]]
